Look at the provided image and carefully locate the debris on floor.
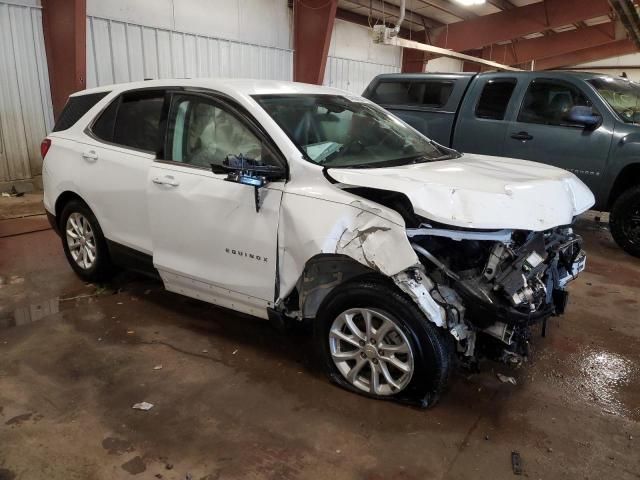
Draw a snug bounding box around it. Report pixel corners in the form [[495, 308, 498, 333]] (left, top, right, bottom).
[[1, 186, 25, 198], [132, 402, 154, 411], [153, 365, 163, 370], [497, 373, 517, 385], [511, 451, 523, 475]]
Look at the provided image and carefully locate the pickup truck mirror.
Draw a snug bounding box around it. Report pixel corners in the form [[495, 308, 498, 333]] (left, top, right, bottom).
[[216, 154, 286, 212], [567, 106, 601, 129]]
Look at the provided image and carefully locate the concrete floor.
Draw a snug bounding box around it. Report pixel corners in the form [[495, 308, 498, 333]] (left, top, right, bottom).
[[0, 207, 638, 480]]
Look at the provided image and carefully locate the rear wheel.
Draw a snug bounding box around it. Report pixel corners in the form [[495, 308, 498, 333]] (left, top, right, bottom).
[[610, 185, 640, 258], [60, 200, 113, 282], [316, 277, 453, 407]]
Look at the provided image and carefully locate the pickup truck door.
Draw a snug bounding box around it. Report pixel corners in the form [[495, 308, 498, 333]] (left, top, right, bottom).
[[502, 77, 612, 194], [453, 76, 519, 156], [147, 92, 284, 318]]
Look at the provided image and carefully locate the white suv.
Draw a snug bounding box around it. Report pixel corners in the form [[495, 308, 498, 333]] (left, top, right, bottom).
[[42, 79, 593, 406]]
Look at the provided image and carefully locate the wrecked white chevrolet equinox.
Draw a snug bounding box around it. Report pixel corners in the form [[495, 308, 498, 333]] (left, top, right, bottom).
[[43, 79, 594, 406]]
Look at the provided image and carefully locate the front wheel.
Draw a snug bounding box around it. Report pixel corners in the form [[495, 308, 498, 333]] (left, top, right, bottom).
[[316, 277, 453, 407], [610, 185, 640, 258]]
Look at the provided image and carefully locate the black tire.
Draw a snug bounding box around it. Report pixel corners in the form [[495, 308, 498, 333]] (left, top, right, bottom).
[[315, 276, 454, 407], [610, 185, 640, 258], [59, 199, 113, 282]]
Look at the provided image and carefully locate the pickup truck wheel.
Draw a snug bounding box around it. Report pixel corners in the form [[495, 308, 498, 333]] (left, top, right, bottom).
[[60, 200, 113, 282], [610, 185, 640, 258], [316, 278, 453, 407]]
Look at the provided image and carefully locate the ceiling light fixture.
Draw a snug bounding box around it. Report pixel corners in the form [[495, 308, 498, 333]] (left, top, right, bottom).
[[455, 0, 486, 6]]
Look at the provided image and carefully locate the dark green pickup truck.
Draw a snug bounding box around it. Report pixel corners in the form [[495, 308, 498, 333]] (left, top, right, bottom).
[[363, 71, 640, 257]]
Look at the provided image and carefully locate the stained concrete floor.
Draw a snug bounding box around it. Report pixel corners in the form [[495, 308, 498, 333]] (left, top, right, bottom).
[[0, 211, 638, 480]]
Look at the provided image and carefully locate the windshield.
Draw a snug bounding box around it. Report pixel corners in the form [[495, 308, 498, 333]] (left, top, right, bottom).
[[589, 77, 640, 123], [253, 94, 458, 168]]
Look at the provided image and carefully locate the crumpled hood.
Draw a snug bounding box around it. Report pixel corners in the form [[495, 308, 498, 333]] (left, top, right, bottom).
[[330, 153, 595, 231]]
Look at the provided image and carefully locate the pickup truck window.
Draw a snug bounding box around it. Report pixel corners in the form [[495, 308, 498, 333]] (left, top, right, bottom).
[[369, 81, 454, 108], [518, 80, 592, 126], [475, 79, 517, 120], [254, 94, 457, 168], [588, 77, 640, 123]]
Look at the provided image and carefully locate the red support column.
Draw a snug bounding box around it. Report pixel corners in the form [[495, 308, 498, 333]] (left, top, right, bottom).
[[401, 32, 428, 73], [293, 0, 338, 85], [402, 49, 426, 73], [42, 0, 86, 119]]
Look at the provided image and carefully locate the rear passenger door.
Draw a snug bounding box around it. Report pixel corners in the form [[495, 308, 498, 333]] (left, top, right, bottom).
[[453, 76, 518, 156], [80, 89, 167, 254]]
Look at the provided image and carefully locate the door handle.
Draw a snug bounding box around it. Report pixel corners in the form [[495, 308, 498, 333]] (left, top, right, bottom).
[[510, 131, 533, 141], [82, 150, 98, 162], [152, 176, 180, 187]]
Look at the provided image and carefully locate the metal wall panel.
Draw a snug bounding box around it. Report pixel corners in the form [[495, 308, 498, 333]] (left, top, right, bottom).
[[0, 1, 53, 186], [324, 55, 400, 95], [86, 15, 294, 87]]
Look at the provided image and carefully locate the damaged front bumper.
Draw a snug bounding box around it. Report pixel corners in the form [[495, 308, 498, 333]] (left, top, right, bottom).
[[394, 224, 587, 362]]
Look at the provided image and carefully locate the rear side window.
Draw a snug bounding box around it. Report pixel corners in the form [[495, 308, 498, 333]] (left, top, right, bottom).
[[475, 79, 517, 120], [91, 90, 166, 152], [370, 81, 454, 108], [53, 92, 110, 131]]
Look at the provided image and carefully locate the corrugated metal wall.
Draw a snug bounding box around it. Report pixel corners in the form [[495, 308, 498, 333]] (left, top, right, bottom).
[[324, 55, 400, 95], [86, 15, 294, 87], [0, 1, 53, 187]]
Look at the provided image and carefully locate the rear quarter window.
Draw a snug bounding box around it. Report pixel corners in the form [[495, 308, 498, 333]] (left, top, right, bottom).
[[53, 92, 110, 132], [370, 80, 454, 108]]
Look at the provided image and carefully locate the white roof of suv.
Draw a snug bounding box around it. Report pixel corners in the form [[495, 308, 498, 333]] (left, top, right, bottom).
[[71, 78, 352, 98]]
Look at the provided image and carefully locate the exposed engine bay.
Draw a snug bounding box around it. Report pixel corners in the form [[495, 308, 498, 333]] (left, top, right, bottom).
[[405, 221, 586, 364]]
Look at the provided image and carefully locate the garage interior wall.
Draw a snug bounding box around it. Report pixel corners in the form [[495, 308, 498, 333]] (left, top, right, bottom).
[[572, 52, 640, 82], [324, 18, 401, 94], [425, 57, 463, 73], [0, 0, 53, 190], [85, 0, 293, 87]]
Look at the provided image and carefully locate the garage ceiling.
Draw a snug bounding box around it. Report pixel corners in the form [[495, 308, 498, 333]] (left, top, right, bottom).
[[335, 0, 639, 69]]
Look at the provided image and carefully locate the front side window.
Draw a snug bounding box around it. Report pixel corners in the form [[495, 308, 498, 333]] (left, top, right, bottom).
[[518, 80, 592, 126], [370, 81, 454, 108], [475, 79, 517, 120], [166, 95, 263, 168], [92, 90, 165, 152], [588, 77, 640, 123], [254, 94, 456, 168]]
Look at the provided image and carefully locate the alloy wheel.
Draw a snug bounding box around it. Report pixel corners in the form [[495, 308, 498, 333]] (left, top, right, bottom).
[[66, 212, 97, 270], [329, 308, 414, 396]]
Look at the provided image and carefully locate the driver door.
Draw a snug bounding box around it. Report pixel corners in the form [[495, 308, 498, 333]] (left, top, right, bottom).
[[502, 78, 612, 194], [148, 92, 285, 318]]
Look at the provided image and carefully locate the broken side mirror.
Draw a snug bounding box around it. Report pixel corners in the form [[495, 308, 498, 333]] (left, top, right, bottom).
[[217, 154, 286, 212]]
